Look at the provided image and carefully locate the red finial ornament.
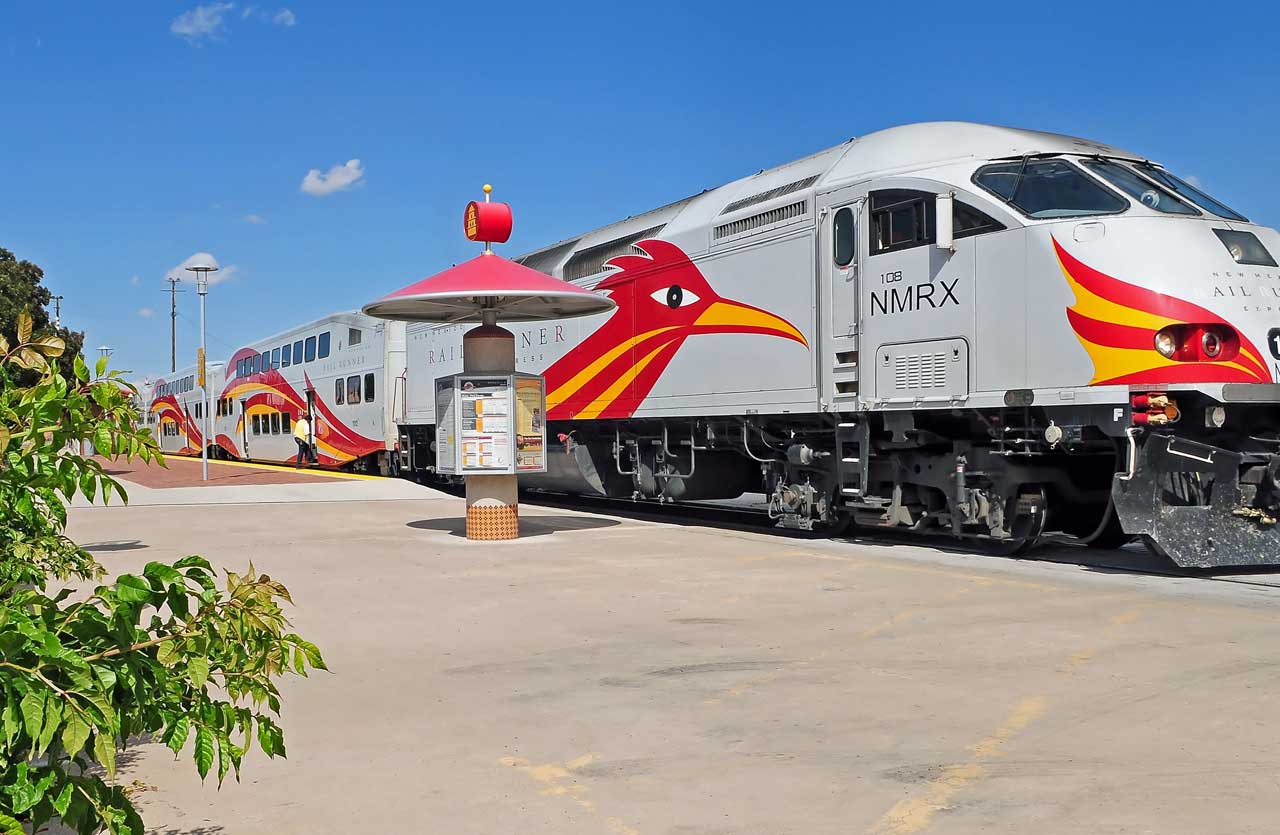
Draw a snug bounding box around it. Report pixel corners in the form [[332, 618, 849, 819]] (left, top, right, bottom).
[[463, 184, 513, 252]]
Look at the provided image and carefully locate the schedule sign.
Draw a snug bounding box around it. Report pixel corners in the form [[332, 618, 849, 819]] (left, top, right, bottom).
[[435, 373, 547, 475]]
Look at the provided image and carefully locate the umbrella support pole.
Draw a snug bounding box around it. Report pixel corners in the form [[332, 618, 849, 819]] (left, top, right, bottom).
[[462, 321, 520, 541]]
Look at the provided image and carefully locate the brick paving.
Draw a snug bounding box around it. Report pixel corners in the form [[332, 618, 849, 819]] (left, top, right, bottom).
[[100, 455, 346, 489]]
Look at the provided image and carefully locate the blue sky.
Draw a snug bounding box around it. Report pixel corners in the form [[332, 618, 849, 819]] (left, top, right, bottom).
[[3, 0, 1279, 382]]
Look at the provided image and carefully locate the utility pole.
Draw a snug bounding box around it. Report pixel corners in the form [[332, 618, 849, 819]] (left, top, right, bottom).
[[51, 295, 64, 327], [166, 276, 183, 373]]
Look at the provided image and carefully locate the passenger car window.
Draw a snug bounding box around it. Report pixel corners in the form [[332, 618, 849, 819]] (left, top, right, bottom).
[[335, 379, 344, 405], [272, 347, 281, 368], [293, 340, 303, 364], [364, 373, 375, 401], [281, 344, 291, 367], [973, 159, 1127, 218], [318, 332, 331, 359], [833, 206, 855, 267], [347, 375, 361, 404], [281, 412, 291, 434], [271, 413, 280, 434], [252, 415, 261, 435], [305, 336, 316, 363]]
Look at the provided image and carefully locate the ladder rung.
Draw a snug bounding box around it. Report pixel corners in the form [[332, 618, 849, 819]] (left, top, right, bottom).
[[842, 457, 859, 463], [837, 422, 858, 428], [841, 487, 862, 495]]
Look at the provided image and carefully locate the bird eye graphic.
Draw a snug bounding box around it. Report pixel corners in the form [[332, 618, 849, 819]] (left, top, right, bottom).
[[651, 285, 700, 309]]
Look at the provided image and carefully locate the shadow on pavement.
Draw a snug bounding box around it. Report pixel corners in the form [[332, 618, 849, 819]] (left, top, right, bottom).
[[83, 540, 149, 552], [407, 515, 620, 538]]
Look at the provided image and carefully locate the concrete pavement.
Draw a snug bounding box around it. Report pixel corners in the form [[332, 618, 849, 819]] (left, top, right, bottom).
[[66, 468, 1280, 834]]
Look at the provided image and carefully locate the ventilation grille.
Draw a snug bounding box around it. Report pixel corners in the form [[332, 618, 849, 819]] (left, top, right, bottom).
[[894, 353, 948, 390], [713, 201, 806, 240], [720, 175, 819, 215], [562, 225, 665, 281], [516, 239, 579, 276]]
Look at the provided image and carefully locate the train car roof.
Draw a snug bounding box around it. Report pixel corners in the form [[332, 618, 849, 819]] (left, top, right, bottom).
[[231, 310, 381, 350], [513, 121, 1145, 275]]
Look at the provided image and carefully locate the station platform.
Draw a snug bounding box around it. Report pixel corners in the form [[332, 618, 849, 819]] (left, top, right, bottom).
[[67, 460, 1280, 834]]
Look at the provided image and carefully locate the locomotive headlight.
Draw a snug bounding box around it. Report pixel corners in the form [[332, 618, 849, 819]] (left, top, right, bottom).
[[1202, 330, 1224, 358], [1154, 328, 1178, 358], [1206, 405, 1227, 428]]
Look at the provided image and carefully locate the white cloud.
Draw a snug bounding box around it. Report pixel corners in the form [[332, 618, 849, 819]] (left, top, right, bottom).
[[137, 307, 155, 318], [272, 8, 296, 26], [300, 159, 365, 197], [170, 2, 235, 43], [242, 213, 266, 224], [164, 253, 238, 286], [241, 5, 257, 19], [129, 275, 142, 287], [1184, 174, 1203, 189]]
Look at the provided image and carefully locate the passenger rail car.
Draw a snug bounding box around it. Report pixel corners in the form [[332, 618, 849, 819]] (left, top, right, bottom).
[[147, 312, 404, 471], [145, 361, 224, 457], [394, 121, 1280, 569]]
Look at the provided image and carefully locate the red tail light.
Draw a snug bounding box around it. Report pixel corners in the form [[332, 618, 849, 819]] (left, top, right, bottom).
[[1153, 324, 1240, 363]]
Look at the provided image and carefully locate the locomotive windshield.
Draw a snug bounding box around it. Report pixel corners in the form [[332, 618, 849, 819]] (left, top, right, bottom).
[[973, 159, 1127, 219], [1130, 163, 1249, 222], [1079, 158, 1198, 215]]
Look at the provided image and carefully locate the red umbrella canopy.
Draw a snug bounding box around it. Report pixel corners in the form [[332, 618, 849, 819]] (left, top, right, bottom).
[[362, 254, 616, 323]]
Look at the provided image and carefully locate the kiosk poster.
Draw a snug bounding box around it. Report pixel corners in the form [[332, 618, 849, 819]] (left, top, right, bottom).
[[514, 376, 546, 472], [459, 377, 511, 471], [434, 379, 457, 474]]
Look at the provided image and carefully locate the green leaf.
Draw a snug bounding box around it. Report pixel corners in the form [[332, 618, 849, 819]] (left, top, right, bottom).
[[174, 555, 213, 570], [36, 694, 62, 756], [0, 425, 9, 455], [93, 424, 112, 456], [62, 710, 91, 758], [94, 729, 118, 778], [295, 638, 328, 672], [33, 335, 66, 357], [188, 655, 210, 689], [95, 353, 109, 378], [156, 639, 180, 666], [74, 353, 90, 382], [143, 561, 184, 587], [216, 730, 232, 786], [0, 812, 21, 835], [164, 714, 191, 755], [194, 724, 215, 780], [51, 782, 74, 817], [21, 688, 48, 742], [114, 573, 153, 603]]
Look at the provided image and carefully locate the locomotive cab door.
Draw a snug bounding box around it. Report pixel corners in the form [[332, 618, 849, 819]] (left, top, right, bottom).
[[819, 187, 865, 409]]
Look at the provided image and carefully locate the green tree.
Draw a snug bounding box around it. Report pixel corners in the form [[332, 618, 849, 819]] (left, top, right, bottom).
[[0, 247, 85, 381], [0, 312, 325, 834]]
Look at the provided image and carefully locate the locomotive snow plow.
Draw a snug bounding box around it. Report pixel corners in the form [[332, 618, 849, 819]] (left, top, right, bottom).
[[1114, 415, 1280, 569]]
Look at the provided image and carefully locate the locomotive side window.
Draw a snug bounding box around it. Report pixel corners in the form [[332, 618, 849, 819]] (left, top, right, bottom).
[[364, 373, 375, 401], [318, 332, 331, 359], [869, 190, 933, 255], [305, 336, 317, 363], [335, 379, 344, 405], [349, 328, 362, 347], [281, 344, 291, 367], [347, 375, 361, 404], [973, 159, 1126, 218], [953, 203, 1006, 239], [833, 207, 855, 267]]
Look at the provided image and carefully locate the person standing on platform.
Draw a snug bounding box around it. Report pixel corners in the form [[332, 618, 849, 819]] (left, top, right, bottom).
[[293, 411, 317, 468]]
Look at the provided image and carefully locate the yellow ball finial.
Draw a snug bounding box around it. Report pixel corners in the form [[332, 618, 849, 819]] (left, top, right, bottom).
[[483, 183, 492, 194]]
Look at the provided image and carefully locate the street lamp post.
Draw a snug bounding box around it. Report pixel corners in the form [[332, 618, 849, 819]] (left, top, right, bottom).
[[185, 258, 219, 482]]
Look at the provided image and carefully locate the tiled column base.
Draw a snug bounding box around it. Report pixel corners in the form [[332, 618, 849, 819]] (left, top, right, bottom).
[[465, 499, 519, 540]]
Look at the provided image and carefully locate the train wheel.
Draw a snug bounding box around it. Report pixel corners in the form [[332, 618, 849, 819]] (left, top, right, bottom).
[[986, 486, 1048, 557]]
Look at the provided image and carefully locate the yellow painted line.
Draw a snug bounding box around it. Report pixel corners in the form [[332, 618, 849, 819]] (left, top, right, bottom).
[[159, 453, 385, 481], [864, 605, 1143, 835], [869, 696, 1047, 835], [499, 753, 640, 835]]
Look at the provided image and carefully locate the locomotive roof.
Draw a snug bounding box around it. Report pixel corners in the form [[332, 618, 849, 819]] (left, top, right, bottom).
[[514, 121, 1144, 276]]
